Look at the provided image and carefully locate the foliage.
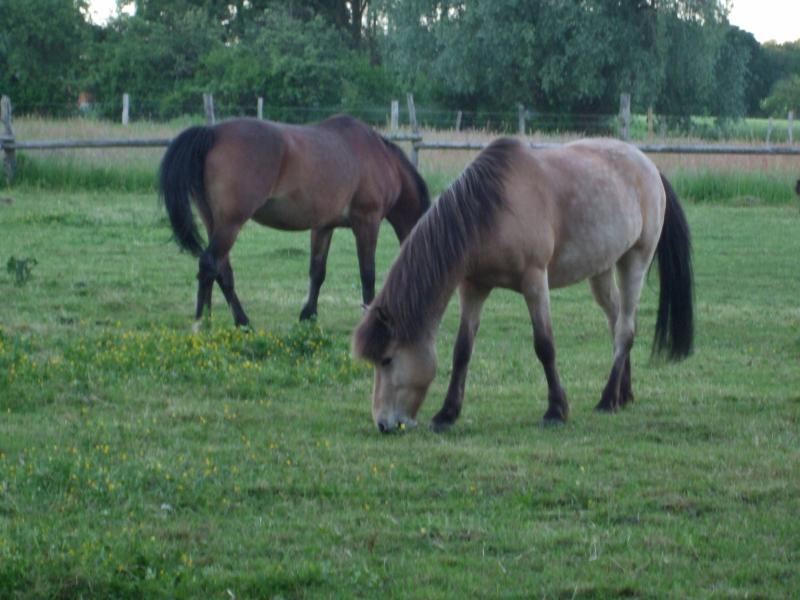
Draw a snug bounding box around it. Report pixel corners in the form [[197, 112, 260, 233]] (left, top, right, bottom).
[[0, 1, 799, 120], [0, 0, 90, 113], [83, 9, 224, 120], [760, 75, 800, 116]]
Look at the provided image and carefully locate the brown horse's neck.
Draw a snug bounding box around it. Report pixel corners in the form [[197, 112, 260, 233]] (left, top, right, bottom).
[[387, 186, 427, 241], [382, 139, 430, 241]]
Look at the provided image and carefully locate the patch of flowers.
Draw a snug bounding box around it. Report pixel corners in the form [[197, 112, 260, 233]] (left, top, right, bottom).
[[0, 322, 366, 405]]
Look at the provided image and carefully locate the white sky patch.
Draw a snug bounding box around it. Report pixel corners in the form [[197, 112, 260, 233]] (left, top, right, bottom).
[[86, 0, 133, 24], [728, 0, 799, 44]]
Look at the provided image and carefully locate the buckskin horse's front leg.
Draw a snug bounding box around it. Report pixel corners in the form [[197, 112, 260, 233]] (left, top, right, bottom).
[[431, 281, 491, 432], [523, 270, 569, 424]]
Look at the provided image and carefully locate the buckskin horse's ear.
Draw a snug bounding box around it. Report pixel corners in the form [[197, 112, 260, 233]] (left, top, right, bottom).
[[375, 305, 393, 330]]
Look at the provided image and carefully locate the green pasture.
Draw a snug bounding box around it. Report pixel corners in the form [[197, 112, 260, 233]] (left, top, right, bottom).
[[1, 176, 799, 597]]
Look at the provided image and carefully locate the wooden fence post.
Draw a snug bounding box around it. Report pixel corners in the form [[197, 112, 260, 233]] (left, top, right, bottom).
[[257, 97, 264, 120], [406, 93, 418, 133], [203, 93, 215, 125], [1, 96, 15, 184], [518, 104, 526, 136], [767, 117, 773, 144], [455, 111, 462, 132], [122, 93, 130, 125], [788, 111, 794, 144], [647, 106, 654, 141], [619, 93, 631, 141], [390, 100, 399, 131]]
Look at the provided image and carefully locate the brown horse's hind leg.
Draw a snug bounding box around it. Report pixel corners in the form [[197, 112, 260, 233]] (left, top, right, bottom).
[[523, 270, 569, 424], [596, 253, 648, 412], [216, 258, 249, 328], [431, 281, 491, 433], [194, 225, 249, 329], [352, 218, 380, 307], [299, 227, 334, 321]]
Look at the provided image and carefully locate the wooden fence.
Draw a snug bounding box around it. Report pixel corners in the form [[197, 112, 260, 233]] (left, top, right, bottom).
[[2, 93, 799, 185]]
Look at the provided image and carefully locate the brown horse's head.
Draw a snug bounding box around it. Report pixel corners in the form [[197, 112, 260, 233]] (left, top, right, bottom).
[[353, 305, 437, 432]]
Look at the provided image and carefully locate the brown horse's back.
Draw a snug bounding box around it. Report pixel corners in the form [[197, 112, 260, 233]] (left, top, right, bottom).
[[205, 117, 401, 232]]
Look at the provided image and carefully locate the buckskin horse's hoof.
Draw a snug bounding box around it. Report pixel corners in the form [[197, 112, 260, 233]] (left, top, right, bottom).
[[429, 417, 456, 433]]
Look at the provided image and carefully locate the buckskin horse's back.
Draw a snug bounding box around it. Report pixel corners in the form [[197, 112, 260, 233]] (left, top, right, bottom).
[[480, 138, 666, 290]]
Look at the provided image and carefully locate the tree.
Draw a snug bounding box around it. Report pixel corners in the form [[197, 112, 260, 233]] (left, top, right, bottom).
[[0, 0, 91, 113], [761, 75, 800, 116], [199, 6, 391, 119], [82, 9, 223, 119], [378, 0, 733, 117]]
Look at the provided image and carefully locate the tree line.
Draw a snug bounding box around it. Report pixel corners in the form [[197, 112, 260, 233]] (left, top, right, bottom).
[[1, 0, 798, 124]]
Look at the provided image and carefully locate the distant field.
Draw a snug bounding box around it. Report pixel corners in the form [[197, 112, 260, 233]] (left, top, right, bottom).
[[0, 177, 798, 595]]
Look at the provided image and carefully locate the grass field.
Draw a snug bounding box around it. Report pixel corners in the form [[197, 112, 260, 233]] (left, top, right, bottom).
[[1, 163, 799, 597]]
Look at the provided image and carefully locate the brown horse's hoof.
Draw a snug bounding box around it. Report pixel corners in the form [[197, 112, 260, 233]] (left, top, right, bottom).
[[594, 400, 617, 413]]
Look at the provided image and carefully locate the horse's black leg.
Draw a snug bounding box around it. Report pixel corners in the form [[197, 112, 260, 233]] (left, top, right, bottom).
[[299, 227, 334, 321], [590, 269, 624, 412], [216, 258, 249, 328], [352, 219, 380, 307], [523, 272, 569, 424], [194, 247, 217, 331], [620, 355, 634, 406], [194, 226, 244, 331], [596, 252, 648, 412], [431, 281, 491, 433]]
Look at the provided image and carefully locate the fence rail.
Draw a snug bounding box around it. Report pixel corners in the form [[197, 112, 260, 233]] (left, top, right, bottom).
[[2, 93, 799, 184]]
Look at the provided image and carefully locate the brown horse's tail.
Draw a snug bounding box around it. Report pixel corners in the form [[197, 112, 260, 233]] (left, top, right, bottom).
[[653, 173, 694, 360], [158, 125, 216, 257]]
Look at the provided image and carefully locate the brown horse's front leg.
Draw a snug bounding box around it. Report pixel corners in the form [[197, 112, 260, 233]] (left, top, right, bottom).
[[431, 282, 490, 432], [352, 219, 380, 307], [300, 228, 334, 321]]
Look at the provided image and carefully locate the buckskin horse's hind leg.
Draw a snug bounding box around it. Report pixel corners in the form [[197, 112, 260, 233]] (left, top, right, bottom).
[[523, 269, 569, 424], [299, 227, 334, 321], [596, 252, 648, 412], [590, 269, 633, 410]]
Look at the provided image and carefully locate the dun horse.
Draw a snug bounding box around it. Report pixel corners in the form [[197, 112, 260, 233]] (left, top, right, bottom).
[[354, 137, 694, 433], [159, 116, 430, 328]]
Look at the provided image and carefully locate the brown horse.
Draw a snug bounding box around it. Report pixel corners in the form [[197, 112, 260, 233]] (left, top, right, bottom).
[[354, 137, 694, 433], [159, 115, 430, 328]]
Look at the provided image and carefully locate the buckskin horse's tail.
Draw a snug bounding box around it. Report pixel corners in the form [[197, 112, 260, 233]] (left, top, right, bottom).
[[158, 125, 216, 257], [653, 173, 694, 360]]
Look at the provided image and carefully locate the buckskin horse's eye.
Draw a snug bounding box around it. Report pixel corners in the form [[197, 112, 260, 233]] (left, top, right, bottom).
[[380, 356, 392, 367]]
